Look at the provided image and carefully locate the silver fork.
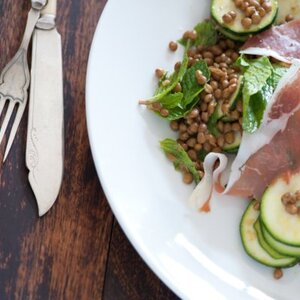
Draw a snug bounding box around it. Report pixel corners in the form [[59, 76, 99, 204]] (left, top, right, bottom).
[[0, 0, 47, 162]]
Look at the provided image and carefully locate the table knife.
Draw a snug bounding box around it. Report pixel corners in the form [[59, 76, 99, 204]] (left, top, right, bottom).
[[26, 0, 64, 216]]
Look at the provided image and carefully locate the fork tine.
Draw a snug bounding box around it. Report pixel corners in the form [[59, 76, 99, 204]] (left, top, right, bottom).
[[3, 103, 25, 162], [0, 101, 15, 151], [0, 98, 7, 118]]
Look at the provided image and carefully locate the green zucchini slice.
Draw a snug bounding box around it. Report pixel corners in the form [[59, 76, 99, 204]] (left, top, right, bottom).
[[261, 222, 300, 257], [261, 173, 300, 246], [211, 0, 278, 35], [240, 201, 298, 267], [254, 220, 287, 259], [217, 25, 249, 42]]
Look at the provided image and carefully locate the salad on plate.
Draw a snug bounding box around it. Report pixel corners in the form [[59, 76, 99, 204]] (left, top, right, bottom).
[[139, 0, 300, 280]]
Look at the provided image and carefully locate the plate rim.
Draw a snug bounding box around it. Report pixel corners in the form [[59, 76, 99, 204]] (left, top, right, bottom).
[[85, 1, 186, 298]]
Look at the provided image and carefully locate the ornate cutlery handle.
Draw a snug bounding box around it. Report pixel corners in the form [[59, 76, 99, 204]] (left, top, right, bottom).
[[42, 0, 57, 15], [32, 0, 48, 10]]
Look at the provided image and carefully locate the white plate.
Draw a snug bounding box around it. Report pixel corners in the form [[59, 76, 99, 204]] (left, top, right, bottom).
[[86, 1, 300, 299]]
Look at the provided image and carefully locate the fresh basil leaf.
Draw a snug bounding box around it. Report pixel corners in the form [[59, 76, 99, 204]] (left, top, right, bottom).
[[160, 139, 200, 184], [181, 60, 210, 107]]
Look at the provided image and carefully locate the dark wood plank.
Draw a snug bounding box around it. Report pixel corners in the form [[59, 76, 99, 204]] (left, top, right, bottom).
[[0, 0, 114, 299], [103, 221, 179, 300]]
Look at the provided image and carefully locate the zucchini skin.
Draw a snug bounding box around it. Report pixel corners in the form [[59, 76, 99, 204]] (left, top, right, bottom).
[[260, 176, 300, 247], [216, 24, 249, 42], [261, 222, 300, 257], [254, 220, 287, 259], [240, 201, 298, 268]]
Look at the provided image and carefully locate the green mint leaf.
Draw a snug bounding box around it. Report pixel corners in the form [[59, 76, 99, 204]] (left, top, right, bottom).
[[151, 40, 191, 101], [207, 103, 222, 137], [181, 60, 210, 107], [197, 149, 209, 162], [241, 56, 273, 133], [235, 54, 250, 70], [243, 81, 273, 132], [272, 64, 289, 87], [178, 20, 218, 47], [153, 60, 210, 121], [193, 19, 218, 47], [160, 139, 200, 184], [159, 93, 184, 109]]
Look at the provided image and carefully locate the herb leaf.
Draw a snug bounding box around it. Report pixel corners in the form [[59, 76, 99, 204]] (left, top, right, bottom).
[[154, 60, 210, 121], [236, 55, 273, 133], [179, 20, 218, 47], [236, 55, 289, 133], [160, 139, 200, 184], [194, 19, 218, 47], [159, 93, 184, 109], [151, 40, 191, 101], [181, 60, 210, 107]]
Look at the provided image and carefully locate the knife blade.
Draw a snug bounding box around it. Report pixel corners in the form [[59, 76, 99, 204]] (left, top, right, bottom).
[[26, 0, 64, 217]]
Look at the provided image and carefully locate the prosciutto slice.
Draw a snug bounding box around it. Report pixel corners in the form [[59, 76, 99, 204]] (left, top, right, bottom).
[[189, 59, 300, 210], [240, 20, 300, 63]]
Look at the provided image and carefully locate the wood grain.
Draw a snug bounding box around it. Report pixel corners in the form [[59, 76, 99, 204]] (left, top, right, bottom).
[[103, 221, 179, 300], [0, 1, 179, 299], [0, 0, 113, 299]]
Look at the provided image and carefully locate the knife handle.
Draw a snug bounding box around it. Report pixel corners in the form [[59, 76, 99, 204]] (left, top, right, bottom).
[[41, 0, 57, 16]]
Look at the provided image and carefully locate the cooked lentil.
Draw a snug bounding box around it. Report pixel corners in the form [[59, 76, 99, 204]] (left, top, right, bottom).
[[142, 31, 244, 184], [195, 70, 207, 85], [155, 68, 165, 78], [281, 190, 300, 215], [230, 0, 273, 29], [169, 41, 178, 51], [273, 268, 283, 280], [222, 13, 234, 24], [285, 14, 294, 22], [183, 172, 194, 184]]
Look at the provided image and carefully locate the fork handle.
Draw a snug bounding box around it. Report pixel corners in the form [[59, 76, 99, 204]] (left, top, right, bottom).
[[42, 0, 57, 16]]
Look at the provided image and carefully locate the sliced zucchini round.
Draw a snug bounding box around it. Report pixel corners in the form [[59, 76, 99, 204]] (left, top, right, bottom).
[[240, 201, 297, 267], [254, 220, 288, 259], [217, 25, 248, 42], [261, 222, 300, 257], [261, 174, 300, 246], [211, 0, 278, 35]]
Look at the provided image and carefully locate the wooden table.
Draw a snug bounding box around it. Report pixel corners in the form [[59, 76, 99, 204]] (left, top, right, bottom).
[[0, 1, 180, 299]]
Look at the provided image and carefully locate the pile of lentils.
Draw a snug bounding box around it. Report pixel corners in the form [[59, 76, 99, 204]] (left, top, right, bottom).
[[222, 0, 273, 29], [149, 31, 243, 185], [281, 191, 300, 215]]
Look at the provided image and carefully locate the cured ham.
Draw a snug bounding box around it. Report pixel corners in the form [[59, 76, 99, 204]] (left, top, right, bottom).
[[240, 20, 300, 63], [225, 60, 300, 198], [189, 60, 300, 210]]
